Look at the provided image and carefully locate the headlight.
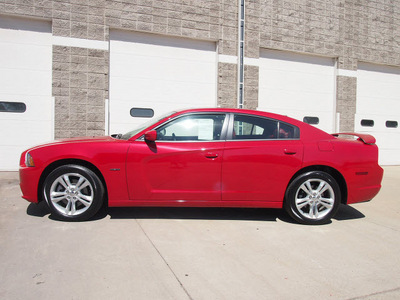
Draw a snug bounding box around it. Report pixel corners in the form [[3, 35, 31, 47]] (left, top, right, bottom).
[[25, 152, 35, 167]]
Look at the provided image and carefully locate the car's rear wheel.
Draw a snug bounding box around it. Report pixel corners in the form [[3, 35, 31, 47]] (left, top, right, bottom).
[[284, 171, 341, 225], [43, 165, 104, 221]]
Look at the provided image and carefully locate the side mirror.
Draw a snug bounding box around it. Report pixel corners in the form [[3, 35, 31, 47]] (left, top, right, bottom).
[[144, 130, 157, 142]]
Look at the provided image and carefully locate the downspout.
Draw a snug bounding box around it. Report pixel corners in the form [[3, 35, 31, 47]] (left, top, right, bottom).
[[238, 0, 245, 108]]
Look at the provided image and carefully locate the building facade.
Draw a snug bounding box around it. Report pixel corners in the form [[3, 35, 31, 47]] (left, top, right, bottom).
[[0, 0, 399, 170]]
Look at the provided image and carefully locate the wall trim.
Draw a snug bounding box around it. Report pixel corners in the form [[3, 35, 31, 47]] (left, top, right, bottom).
[[244, 57, 260, 67], [218, 54, 238, 64], [52, 36, 109, 50], [337, 68, 357, 77]]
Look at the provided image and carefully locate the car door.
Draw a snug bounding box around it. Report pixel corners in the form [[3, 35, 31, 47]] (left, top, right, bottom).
[[126, 113, 227, 202], [221, 114, 303, 205]]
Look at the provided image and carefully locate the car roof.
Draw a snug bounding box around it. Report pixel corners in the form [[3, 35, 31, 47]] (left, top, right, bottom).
[[169, 108, 333, 141], [172, 108, 301, 126]]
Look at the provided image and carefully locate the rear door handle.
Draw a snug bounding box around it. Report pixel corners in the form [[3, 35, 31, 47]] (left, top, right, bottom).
[[284, 149, 297, 155]]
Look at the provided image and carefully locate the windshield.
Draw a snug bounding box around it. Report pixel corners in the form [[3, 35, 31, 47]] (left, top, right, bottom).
[[119, 111, 176, 140]]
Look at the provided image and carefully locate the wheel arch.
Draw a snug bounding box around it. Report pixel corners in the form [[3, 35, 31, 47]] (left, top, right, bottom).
[[37, 159, 108, 203], [286, 165, 348, 205]]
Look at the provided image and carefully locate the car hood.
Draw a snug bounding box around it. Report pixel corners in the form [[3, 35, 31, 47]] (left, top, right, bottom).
[[27, 136, 118, 151], [54, 136, 116, 143]]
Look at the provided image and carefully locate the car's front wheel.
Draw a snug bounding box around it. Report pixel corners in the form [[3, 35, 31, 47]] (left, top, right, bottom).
[[284, 171, 341, 225], [43, 165, 105, 221]]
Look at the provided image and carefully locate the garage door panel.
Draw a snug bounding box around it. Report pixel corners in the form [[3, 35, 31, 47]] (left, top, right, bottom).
[[356, 117, 398, 144], [262, 50, 334, 69], [261, 89, 333, 112], [0, 96, 53, 120], [0, 17, 53, 171], [111, 52, 215, 83], [110, 99, 202, 135], [111, 30, 216, 55], [0, 42, 51, 70], [358, 82, 400, 102], [1, 146, 27, 170], [358, 62, 400, 76], [356, 98, 399, 115], [0, 119, 53, 145], [114, 45, 216, 62], [0, 29, 50, 45], [259, 50, 335, 133], [379, 134, 400, 149], [379, 150, 400, 165], [112, 77, 214, 102], [260, 71, 332, 94], [0, 70, 52, 96], [356, 63, 400, 165], [109, 30, 217, 134]]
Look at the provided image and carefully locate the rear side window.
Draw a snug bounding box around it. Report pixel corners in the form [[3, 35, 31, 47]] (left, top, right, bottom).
[[231, 114, 299, 140]]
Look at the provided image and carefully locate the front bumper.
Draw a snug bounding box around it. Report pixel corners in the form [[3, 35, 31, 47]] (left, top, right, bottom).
[[19, 149, 44, 203]]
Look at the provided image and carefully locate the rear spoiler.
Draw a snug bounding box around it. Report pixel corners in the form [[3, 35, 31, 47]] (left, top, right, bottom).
[[332, 133, 376, 145]]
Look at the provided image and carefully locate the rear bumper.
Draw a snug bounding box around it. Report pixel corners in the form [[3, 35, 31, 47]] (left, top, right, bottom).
[[346, 165, 384, 204]]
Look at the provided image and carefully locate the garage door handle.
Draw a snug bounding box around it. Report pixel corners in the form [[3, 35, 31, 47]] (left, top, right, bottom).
[[205, 153, 219, 159], [284, 149, 297, 155]]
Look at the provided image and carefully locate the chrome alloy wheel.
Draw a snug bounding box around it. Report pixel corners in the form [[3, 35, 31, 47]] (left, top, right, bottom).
[[49, 173, 94, 216], [295, 179, 335, 220]]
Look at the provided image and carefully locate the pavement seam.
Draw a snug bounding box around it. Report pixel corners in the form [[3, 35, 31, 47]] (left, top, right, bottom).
[[135, 219, 194, 300], [366, 219, 400, 233], [346, 287, 400, 300]]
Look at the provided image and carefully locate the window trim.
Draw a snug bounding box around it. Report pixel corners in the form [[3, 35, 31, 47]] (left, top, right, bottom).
[[227, 113, 300, 141], [140, 112, 229, 143]]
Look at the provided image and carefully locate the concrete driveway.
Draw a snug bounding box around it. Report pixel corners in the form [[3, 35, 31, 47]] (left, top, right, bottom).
[[1, 167, 399, 300]]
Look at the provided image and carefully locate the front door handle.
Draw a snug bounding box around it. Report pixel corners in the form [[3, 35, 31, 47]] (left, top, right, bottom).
[[284, 149, 297, 155], [205, 152, 219, 159]]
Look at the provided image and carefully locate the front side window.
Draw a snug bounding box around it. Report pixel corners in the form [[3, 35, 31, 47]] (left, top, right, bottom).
[[156, 114, 226, 141], [232, 114, 299, 140]]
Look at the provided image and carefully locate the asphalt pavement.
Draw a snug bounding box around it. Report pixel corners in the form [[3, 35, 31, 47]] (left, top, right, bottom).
[[0, 167, 399, 300]]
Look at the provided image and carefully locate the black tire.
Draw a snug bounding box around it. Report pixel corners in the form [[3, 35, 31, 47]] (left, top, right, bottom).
[[284, 171, 341, 225], [43, 164, 105, 221]]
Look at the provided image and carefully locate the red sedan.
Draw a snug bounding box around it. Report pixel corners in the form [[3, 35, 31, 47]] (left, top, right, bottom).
[[19, 109, 383, 224]]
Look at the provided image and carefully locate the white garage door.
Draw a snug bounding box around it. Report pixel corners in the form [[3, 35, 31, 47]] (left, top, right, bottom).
[[109, 30, 217, 135], [258, 50, 336, 133], [0, 17, 53, 171], [356, 63, 400, 165]]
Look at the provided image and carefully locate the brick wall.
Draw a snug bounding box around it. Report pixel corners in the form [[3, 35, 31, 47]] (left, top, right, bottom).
[[52, 46, 108, 137], [255, 0, 400, 131], [1, 0, 399, 135], [1, 0, 238, 137]]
